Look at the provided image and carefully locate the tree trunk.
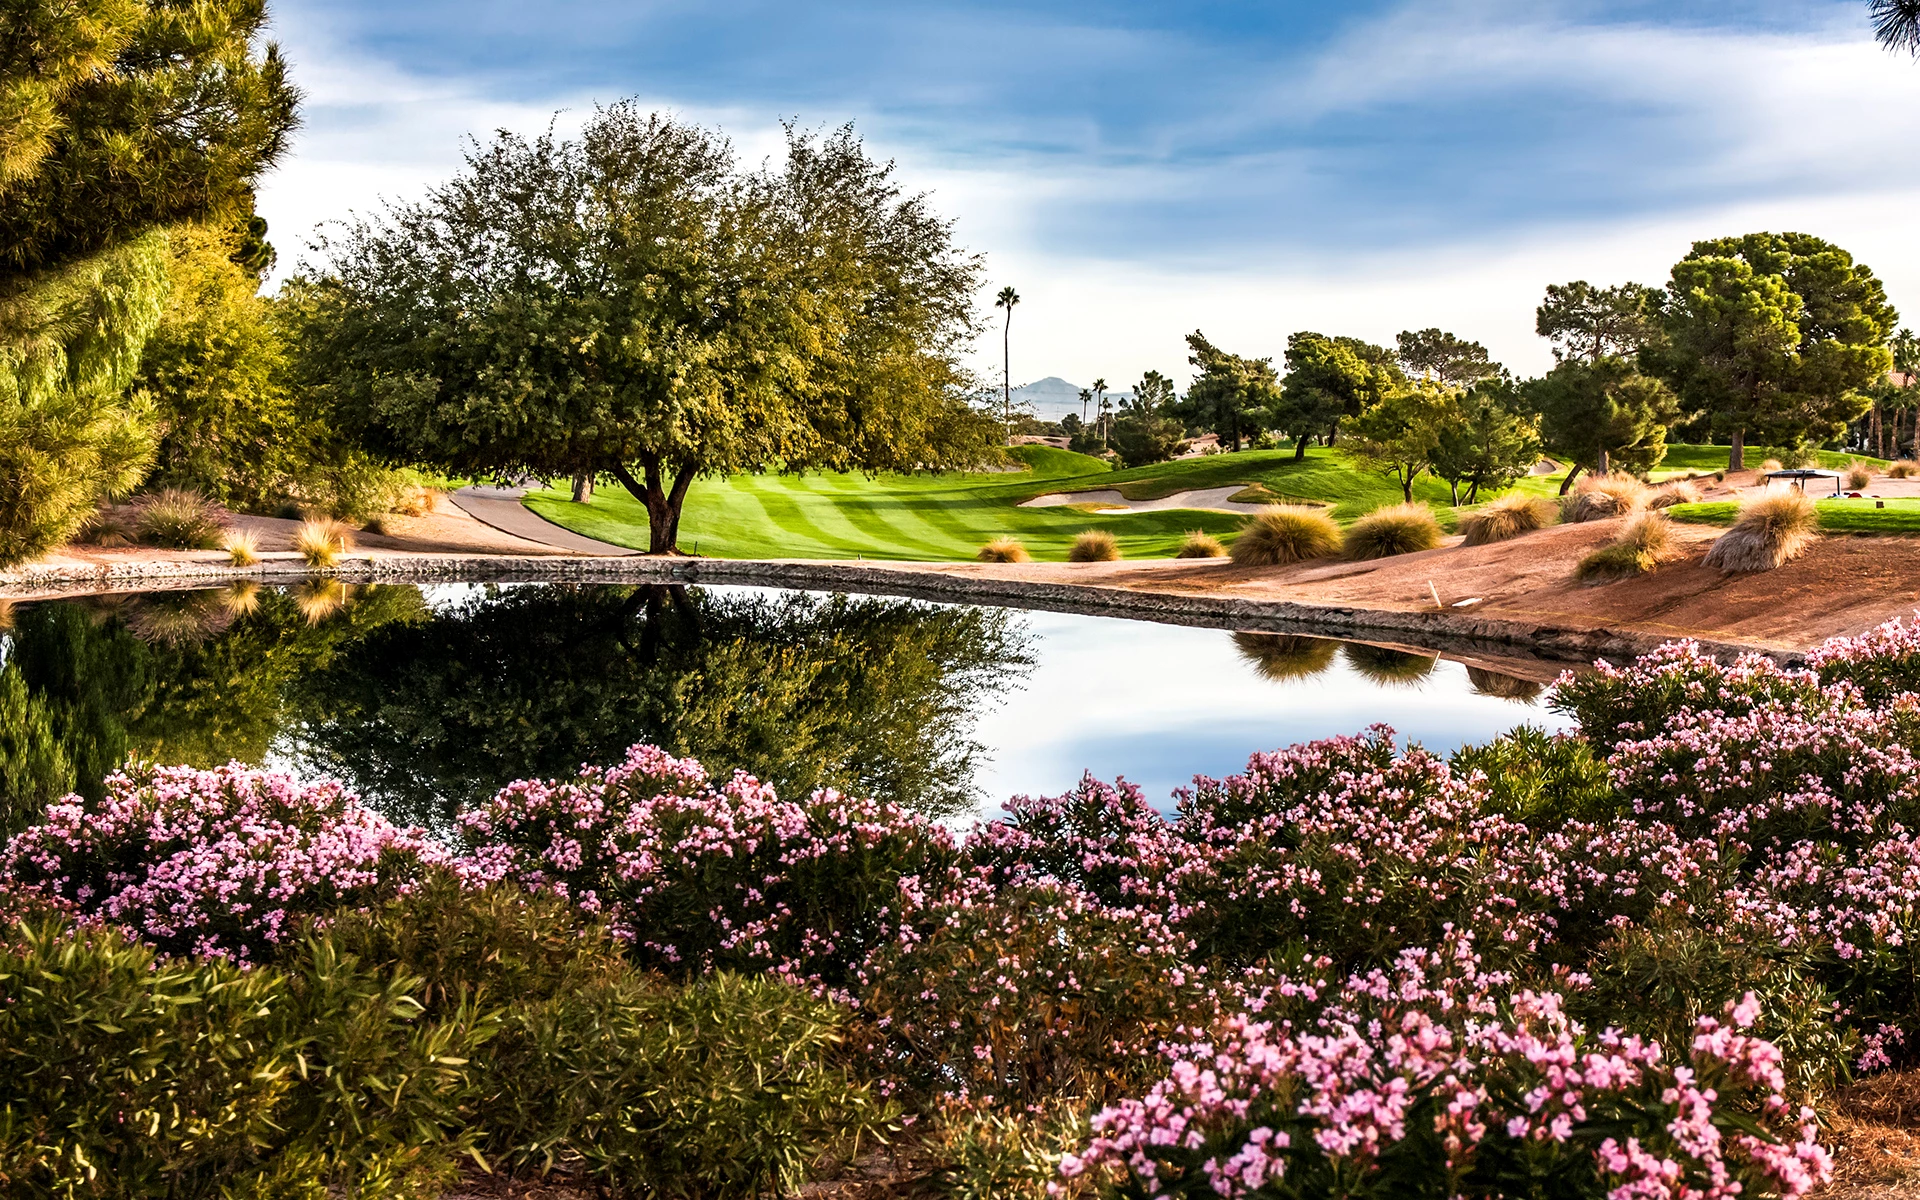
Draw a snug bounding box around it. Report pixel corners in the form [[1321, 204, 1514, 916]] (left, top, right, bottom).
[[1728, 428, 1746, 473], [1596, 445, 1610, 477], [609, 458, 683, 554], [1558, 463, 1585, 496], [1293, 433, 1310, 460], [571, 472, 594, 504], [1402, 471, 1415, 503], [1449, 479, 1459, 506]]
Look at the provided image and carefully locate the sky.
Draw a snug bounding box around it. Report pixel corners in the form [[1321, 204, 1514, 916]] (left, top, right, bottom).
[[257, 0, 1920, 389]]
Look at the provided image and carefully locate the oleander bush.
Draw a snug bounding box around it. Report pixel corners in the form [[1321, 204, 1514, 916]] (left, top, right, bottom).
[[25, 614, 1920, 1194]]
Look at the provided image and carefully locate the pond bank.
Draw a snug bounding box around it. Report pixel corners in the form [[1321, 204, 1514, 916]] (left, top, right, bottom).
[[12, 513, 1911, 667]]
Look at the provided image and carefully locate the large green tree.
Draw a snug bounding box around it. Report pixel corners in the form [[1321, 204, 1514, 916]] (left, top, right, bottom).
[[1524, 356, 1679, 490], [1107, 369, 1183, 468], [1658, 233, 1896, 470], [1430, 381, 1542, 505], [293, 105, 996, 553], [1277, 332, 1401, 459], [0, 0, 298, 282], [1535, 281, 1664, 364], [1345, 379, 1459, 502], [1395, 328, 1501, 389], [1177, 332, 1279, 452]]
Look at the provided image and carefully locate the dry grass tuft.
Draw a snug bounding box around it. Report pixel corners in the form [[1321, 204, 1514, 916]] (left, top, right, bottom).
[[1174, 530, 1227, 559], [1345, 502, 1443, 560], [1646, 480, 1704, 509], [1459, 494, 1557, 546], [295, 518, 355, 569], [131, 488, 229, 550], [293, 578, 351, 624], [1822, 1069, 1920, 1195], [1705, 486, 1818, 572], [1888, 460, 1919, 480], [1577, 512, 1684, 582], [220, 581, 262, 617], [1466, 666, 1545, 702], [1562, 472, 1652, 523], [1760, 457, 1785, 472], [976, 536, 1031, 563], [126, 591, 234, 646], [1066, 529, 1121, 562], [1846, 459, 1877, 490], [1230, 506, 1343, 567], [223, 527, 261, 567], [1232, 632, 1339, 681]]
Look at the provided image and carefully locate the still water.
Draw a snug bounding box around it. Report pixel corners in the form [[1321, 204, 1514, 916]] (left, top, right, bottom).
[[0, 582, 1571, 830]]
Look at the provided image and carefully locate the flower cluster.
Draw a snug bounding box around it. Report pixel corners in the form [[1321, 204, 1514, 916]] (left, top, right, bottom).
[[1062, 940, 1830, 1199], [2, 763, 440, 960]]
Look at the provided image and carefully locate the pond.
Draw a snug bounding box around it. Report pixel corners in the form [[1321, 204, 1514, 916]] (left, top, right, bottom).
[[0, 581, 1574, 833]]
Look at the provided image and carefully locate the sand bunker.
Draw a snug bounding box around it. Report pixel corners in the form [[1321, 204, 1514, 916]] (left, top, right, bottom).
[[1020, 486, 1273, 515]]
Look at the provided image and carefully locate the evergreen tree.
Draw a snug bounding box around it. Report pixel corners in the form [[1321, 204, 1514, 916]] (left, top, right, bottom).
[[1178, 332, 1279, 452], [1524, 357, 1679, 491], [1395, 328, 1501, 389], [1345, 379, 1459, 502], [1657, 233, 1895, 470], [1535, 281, 1664, 364], [1108, 369, 1183, 467], [1430, 381, 1542, 504], [1277, 332, 1401, 459]]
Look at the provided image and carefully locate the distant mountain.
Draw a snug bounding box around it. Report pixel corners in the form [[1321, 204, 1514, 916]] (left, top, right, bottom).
[[1003, 376, 1136, 421]]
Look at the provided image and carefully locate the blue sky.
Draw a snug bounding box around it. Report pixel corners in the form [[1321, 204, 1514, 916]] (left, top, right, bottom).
[[260, 0, 1920, 385]]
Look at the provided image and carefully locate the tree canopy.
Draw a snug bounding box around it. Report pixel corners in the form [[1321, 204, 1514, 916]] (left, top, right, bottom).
[[0, 0, 298, 283], [1277, 332, 1401, 459], [1535, 281, 1664, 364], [293, 104, 997, 553], [1524, 356, 1679, 489], [1176, 332, 1278, 452], [1394, 328, 1501, 389], [1108, 369, 1183, 468], [1657, 232, 1895, 469], [1430, 381, 1542, 505], [1345, 380, 1458, 503], [1873, 0, 1920, 55]]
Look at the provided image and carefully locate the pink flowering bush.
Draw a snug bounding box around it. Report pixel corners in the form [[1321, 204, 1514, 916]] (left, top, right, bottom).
[[455, 743, 959, 986], [1064, 939, 1832, 1200], [2, 763, 440, 961]]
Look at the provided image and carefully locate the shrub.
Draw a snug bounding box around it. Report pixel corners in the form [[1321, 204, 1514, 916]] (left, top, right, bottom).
[[1231, 631, 1338, 681], [130, 487, 228, 549], [1229, 505, 1342, 567], [1888, 459, 1918, 479], [1705, 486, 1818, 572], [1762, 457, 1786, 472], [1562, 471, 1651, 522], [1647, 478, 1705, 508], [455, 744, 958, 987], [1576, 511, 1682, 581], [484, 970, 891, 1199], [2, 763, 443, 961], [0, 916, 483, 1200], [1449, 724, 1614, 823], [1063, 950, 1832, 1200], [977, 536, 1031, 563], [1846, 459, 1876, 490], [1808, 615, 1920, 706], [1344, 501, 1442, 559], [1174, 530, 1226, 558], [1066, 529, 1120, 562], [1458, 493, 1555, 546], [223, 526, 261, 565], [931, 1099, 1096, 1200]]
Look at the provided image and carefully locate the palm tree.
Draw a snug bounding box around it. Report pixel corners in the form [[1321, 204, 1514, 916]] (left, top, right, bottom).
[[1091, 378, 1108, 449], [1078, 388, 1092, 425], [1874, 0, 1920, 54], [994, 286, 1020, 438]]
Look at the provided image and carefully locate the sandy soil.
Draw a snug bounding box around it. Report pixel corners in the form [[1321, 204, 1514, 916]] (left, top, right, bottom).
[[1019, 485, 1271, 514]]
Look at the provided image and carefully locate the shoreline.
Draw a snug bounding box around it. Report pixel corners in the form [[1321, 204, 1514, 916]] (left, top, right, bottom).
[[0, 549, 1818, 670]]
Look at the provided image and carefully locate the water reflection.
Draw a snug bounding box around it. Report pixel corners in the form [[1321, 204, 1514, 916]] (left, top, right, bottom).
[[0, 583, 1574, 835]]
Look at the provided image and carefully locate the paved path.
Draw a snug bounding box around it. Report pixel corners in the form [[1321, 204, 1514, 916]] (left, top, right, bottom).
[[451, 487, 640, 557]]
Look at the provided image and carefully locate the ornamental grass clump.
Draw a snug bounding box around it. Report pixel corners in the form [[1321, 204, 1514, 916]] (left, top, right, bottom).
[[1231, 631, 1338, 681], [1705, 486, 1818, 572], [296, 517, 354, 568], [223, 526, 261, 565], [1563, 471, 1652, 522], [1174, 530, 1226, 558], [1229, 505, 1342, 567], [1888, 459, 1918, 479], [977, 536, 1031, 563], [1647, 478, 1705, 508], [1846, 459, 1877, 490], [1577, 511, 1683, 582], [1458, 493, 1556, 546], [1344, 501, 1442, 560], [131, 487, 228, 549], [1066, 529, 1120, 562]]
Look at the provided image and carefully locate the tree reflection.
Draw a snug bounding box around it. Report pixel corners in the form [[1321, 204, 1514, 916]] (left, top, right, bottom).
[[1230, 632, 1339, 682], [287, 586, 1033, 826]]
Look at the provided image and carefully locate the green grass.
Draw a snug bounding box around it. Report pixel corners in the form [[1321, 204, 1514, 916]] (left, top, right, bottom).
[[529, 444, 1466, 561], [527, 442, 1897, 562], [1667, 497, 1920, 535], [1647, 445, 1886, 479]]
